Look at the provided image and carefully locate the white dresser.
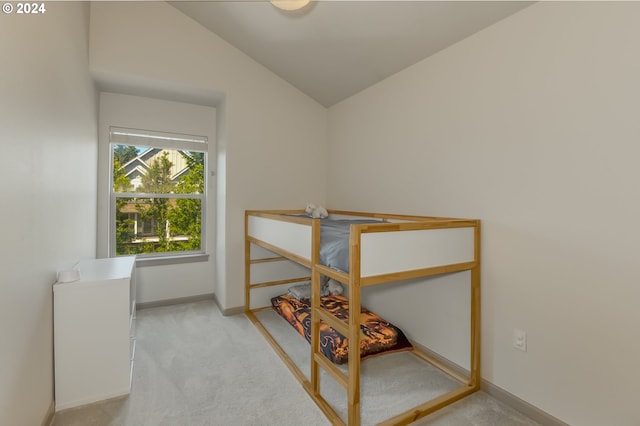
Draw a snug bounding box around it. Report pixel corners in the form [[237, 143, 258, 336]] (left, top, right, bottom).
[[53, 256, 136, 411]]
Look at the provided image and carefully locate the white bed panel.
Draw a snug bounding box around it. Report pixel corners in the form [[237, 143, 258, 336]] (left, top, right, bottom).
[[360, 227, 475, 277], [248, 216, 312, 262]]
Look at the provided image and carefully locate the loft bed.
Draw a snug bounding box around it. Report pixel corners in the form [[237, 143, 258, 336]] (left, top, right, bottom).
[[244, 209, 481, 426]]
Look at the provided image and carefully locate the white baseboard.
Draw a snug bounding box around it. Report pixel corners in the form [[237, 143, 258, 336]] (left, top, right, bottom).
[[212, 293, 245, 316], [136, 293, 242, 315], [42, 400, 55, 426], [223, 306, 245, 316], [411, 341, 568, 426], [481, 379, 569, 426], [55, 388, 130, 412], [137, 293, 215, 310]]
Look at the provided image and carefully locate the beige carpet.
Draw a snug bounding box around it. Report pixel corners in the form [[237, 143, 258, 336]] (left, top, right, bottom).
[[51, 300, 539, 426]]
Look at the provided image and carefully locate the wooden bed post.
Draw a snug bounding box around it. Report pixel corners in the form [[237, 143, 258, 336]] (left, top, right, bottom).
[[470, 221, 481, 389], [310, 219, 322, 396], [348, 224, 362, 426], [244, 211, 251, 313], [310, 267, 320, 395]]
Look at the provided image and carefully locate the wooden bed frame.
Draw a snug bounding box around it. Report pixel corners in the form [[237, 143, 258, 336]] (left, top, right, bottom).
[[245, 209, 481, 425]]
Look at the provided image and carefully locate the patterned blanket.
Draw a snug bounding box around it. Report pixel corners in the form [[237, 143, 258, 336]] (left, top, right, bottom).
[[271, 294, 412, 364]]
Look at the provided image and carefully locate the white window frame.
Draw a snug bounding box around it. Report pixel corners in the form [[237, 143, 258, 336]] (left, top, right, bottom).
[[109, 126, 208, 260]]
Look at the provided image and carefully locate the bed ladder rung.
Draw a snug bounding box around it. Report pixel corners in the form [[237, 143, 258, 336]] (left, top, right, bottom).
[[410, 347, 469, 385], [316, 307, 349, 337], [314, 353, 348, 390], [314, 264, 349, 284], [249, 256, 288, 264], [249, 276, 311, 289], [376, 384, 477, 426]]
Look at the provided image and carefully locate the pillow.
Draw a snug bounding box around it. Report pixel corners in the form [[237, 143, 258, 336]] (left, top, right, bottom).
[[325, 279, 344, 295], [287, 280, 339, 299], [287, 282, 312, 300]]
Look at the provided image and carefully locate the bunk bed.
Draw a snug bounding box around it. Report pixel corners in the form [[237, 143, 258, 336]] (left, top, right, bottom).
[[245, 209, 481, 426]]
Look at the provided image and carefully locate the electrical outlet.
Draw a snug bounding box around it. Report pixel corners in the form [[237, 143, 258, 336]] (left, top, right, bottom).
[[513, 328, 527, 352]]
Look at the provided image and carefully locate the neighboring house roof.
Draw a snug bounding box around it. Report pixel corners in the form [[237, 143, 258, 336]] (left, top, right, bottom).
[[120, 147, 190, 190]]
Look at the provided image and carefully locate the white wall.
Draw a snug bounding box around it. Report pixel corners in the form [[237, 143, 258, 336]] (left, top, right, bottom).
[[327, 3, 640, 425], [97, 93, 217, 303], [89, 2, 327, 310], [0, 3, 98, 425]]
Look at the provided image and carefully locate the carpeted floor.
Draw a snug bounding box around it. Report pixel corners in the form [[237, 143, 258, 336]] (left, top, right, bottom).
[[51, 300, 540, 426]]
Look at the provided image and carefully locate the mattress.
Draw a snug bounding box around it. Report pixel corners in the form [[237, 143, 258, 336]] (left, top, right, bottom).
[[271, 293, 413, 364], [319, 218, 379, 272]]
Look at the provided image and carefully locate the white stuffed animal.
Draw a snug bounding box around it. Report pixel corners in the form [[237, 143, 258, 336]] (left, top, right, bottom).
[[305, 203, 328, 219]]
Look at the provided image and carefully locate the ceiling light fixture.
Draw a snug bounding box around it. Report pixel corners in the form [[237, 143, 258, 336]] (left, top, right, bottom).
[[270, 0, 311, 11]]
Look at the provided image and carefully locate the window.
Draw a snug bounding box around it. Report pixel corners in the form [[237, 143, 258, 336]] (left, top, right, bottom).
[[109, 127, 207, 258]]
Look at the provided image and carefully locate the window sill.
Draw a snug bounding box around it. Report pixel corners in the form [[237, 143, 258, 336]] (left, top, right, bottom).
[[135, 253, 210, 268]]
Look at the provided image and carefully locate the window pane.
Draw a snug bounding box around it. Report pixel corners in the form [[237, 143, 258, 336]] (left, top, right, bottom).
[[113, 145, 205, 194], [115, 197, 202, 256]]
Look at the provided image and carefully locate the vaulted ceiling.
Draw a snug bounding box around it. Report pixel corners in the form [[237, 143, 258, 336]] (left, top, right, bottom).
[[170, 1, 533, 107]]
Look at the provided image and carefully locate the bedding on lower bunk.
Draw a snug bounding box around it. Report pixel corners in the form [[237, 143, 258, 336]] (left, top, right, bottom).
[[271, 293, 412, 364]]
